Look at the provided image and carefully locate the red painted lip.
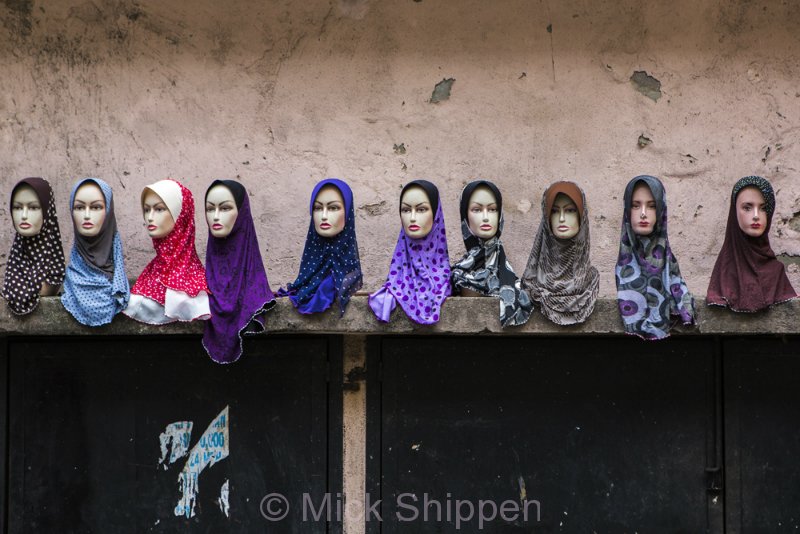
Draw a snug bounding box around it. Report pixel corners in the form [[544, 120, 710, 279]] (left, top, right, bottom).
[[319, 222, 331, 230], [147, 224, 157, 231], [750, 224, 761, 229], [637, 221, 650, 226], [82, 222, 94, 228], [557, 225, 570, 231], [408, 224, 421, 231], [212, 223, 223, 230], [480, 224, 492, 231], [18, 222, 31, 229]]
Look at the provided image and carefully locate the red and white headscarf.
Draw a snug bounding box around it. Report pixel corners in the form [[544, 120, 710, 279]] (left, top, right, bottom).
[[130, 179, 208, 305]]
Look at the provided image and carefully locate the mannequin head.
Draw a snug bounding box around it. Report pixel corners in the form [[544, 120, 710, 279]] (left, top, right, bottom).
[[313, 184, 346, 238], [400, 186, 434, 238], [736, 186, 767, 238], [11, 185, 44, 237], [630, 181, 657, 236], [550, 193, 580, 239], [71, 181, 106, 237], [142, 189, 175, 238], [205, 184, 239, 238], [467, 185, 500, 240]]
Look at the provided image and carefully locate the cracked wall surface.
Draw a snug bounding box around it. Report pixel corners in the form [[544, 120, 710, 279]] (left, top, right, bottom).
[[1, 0, 799, 297]]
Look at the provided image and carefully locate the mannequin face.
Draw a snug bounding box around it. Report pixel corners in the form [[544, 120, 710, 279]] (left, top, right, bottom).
[[736, 186, 767, 237], [205, 185, 239, 238], [550, 193, 580, 239], [142, 190, 175, 238], [467, 186, 500, 240], [400, 186, 434, 238], [630, 182, 657, 236], [11, 185, 44, 237], [313, 185, 346, 238], [72, 182, 106, 237]]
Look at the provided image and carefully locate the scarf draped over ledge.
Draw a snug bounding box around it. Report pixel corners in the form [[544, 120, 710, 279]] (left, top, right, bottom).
[[203, 180, 277, 364]]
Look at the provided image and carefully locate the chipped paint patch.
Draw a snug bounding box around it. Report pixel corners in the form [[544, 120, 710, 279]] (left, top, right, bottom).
[[218, 479, 230, 518], [159, 421, 193, 470], [174, 406, 230, 519]]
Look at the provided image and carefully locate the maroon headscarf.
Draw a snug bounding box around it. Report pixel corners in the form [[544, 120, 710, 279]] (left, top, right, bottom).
[[707, 176, 797, 312]]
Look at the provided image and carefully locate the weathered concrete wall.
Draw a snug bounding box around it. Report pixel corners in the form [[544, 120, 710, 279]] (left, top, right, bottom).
[[1, 0, 799, 297]]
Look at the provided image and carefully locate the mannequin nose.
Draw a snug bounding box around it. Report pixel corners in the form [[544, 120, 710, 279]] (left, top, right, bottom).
[[83, 207, 91, 219], [214, 208, 221, 221], [482, 209, 489, 222], [321, 207, 329, 221], [640, 205, 647, 217], [21, 207, 28, 220], [753, 207, 760, 219], [559, 209, 566, 223], [409, 210, 417, 222]]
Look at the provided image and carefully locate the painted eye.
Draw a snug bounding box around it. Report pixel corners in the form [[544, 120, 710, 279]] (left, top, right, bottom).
[[72, 205, 83, 211], [401, 207, 411, 213]]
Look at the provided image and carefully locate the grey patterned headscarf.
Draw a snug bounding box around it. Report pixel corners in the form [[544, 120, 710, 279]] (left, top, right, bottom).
[[450, 180, 533, 327], [522, 181, 599, 325]]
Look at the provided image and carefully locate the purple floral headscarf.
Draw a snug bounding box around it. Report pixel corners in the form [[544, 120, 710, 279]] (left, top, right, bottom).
[[369, 180, 451, 324], [615, 175, 695, 340], [203, 180, 276, 364]]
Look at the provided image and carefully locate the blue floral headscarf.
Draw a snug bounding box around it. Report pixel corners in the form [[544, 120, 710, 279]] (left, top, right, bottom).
[[615, 175, 695, 340], [282, 179, 362, 315], [61, 178, 130, 326]]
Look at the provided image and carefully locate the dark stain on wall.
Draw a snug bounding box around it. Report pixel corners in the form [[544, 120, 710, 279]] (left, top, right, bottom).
[[2, 0, 33, 36]]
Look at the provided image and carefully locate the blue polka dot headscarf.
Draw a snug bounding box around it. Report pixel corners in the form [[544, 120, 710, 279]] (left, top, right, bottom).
[[61, 178, 130, 326], [284, 179, 362, 315]]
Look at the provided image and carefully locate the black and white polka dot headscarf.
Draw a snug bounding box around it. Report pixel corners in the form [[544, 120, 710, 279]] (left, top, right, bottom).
[[2, 178, 66, 315]]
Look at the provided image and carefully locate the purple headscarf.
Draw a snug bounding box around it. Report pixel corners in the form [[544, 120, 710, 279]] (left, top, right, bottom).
[[369, 180, 451, 324], [202, 180, 276, 364]]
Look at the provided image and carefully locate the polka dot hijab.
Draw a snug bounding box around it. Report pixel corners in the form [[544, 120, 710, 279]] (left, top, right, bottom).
[[130, 179, 208, 305], [281, 178, 362, 315], [61, 178, 130, 326], [2, 177, 66, 315], [369, 180, 451, 324]]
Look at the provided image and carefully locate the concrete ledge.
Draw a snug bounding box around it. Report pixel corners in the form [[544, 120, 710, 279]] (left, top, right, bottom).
[[0, 296, 797, 336]]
